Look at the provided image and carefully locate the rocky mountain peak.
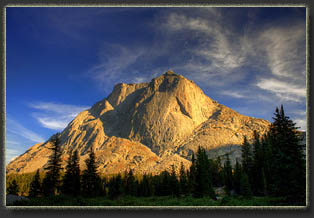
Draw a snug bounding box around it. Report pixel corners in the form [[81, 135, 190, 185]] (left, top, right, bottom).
[[7, 71, 271, 176]]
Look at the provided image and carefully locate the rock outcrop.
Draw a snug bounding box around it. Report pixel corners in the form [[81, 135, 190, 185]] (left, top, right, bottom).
[[6, 71, 271, 175]]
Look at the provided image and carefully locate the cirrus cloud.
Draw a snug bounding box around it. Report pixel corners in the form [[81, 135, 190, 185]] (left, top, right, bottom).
[[29, 102, 90, 130]]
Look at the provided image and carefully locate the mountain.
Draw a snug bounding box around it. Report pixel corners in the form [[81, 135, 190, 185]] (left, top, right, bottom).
[[6, 71, 270, 176]]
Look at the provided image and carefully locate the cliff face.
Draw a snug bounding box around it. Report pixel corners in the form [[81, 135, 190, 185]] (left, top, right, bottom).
[[6, 71, 270, 175]]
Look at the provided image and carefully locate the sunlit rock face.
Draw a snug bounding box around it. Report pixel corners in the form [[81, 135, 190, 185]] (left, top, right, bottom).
[[6, 71, 270, 175]]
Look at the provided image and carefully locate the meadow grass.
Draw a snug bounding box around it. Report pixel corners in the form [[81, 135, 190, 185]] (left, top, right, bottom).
[[8, 195, 285, 207]]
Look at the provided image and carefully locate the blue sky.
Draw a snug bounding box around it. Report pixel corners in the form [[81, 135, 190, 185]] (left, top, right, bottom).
[[6, 7, 307, 163]]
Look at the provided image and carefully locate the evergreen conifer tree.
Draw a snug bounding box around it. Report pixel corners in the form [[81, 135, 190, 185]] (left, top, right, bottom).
[[29, 169, 41, 197], [215, 156, 224, 187], [209, 158, 222, 187], [7, 179, 19, 195], [81, 145, 101, 197], [179, 162, 188, 196], [125, 169, 137, 196], [170, 165, 180, 197], [268, 105, 306, 204], [193, 146, 216, 199], [260, 132, 272, 195], [61, 150, 81, 196], [108, 174, 123, 199], [223, 154, 233, 195], [159, 170, 171, 196], [239, 171, 252, 198], [42, 133, 63, 196], [233, 160, 242, 195], [139, 174, 152, 197], [188, 153, 196, 194], [241, 136, 253, 178]]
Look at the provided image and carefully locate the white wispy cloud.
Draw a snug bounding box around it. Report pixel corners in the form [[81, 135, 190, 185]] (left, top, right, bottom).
[[258, 24, 305, 79], [6, 118, 45, 164], [252, 22, 306, 103], [161, 10, 246, 84], [6, 147, 22, 164], [29, 102, 89, 130], [88, 43, 149, 89], [256, 78, 306, 102], [6, 118, 45, 142], [221, 90, 247, 99]]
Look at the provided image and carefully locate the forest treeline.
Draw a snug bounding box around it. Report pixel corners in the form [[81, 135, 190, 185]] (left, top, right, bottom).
[[6, 105, 306, 205]]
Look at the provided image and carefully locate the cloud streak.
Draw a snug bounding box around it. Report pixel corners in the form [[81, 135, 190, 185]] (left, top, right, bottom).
[[256, 78, 306, 102], [29, 102, 89, 130], [6, 147, 22, 164], [6, 118, 45, 142], [6, 118, 45, 164]]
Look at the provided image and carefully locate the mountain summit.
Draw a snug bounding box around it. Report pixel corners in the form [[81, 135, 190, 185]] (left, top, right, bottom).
[[7, 71, 270, 175]]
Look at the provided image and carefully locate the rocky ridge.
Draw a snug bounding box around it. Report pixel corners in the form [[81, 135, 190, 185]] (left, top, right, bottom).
[[6, 71, 270, 175]]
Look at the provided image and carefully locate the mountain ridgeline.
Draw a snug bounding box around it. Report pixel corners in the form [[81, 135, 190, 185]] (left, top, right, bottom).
[[7, 71, 271, 176]]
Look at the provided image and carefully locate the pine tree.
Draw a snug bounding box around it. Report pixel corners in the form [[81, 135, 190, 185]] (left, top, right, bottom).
[[241, 136, 253, 178], [260, 132, 272, 195], [188, 152, 196, 194], [209, 158, 222, 187], [232, 159, 252, 198], [158, 170, 171, 196], [138, 174, 152, 197], [239, 171, 252, 198], [42, 133, 63, 196], [61, 150, 81, 196], [193, 146, 216, 199], [233, 160, 242, 195], [7, 179, 19, 195], [223, 154, 233, 195], [179, 162, 188, 196], [124, 169, 137, 196], [29, 169, 41, 197], [108, 174, 123, 199], [251, 131, 266, 196], [268, 105, 306, 204], [170, 165, 180, 197], [215, 156, 224, 187], [81, 145, 101, 197]]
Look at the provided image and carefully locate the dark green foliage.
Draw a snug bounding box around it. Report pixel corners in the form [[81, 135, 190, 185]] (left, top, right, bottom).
[[42, 133, 63, 196], [155, 170, 172, 196], [7, 179, 19, 195], [170, 165, 180, 197], [108, 174, 123, 200], [251, 131, 266, 196], [239, 172, 252, 198], [138, 174, 152, 197], [8, 194, 286, 206], [267, 105, 306, 204], [209, 157, 224, 187], [233, 160, 242, 195], [187, 153, 196, 194], [61, 150, 81, 196], [260, 132, 272, 196], [124, 169, 137, 196], [81, 146, 102, 197], [223, 154, 233, 195], [29, 170, 41, 197], [179, 162, 188, 195], [6, 172, 42, 196], [241, 136, 253, 178], [192, 146, 216, 199]]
